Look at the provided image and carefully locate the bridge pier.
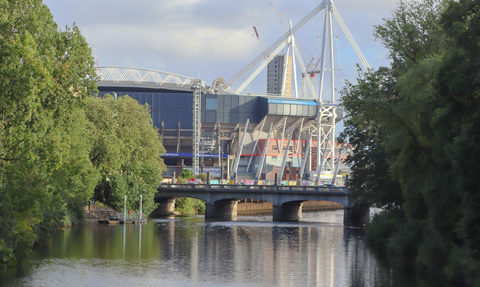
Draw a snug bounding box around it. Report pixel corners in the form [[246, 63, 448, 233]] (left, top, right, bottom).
[[205, 201, 238, 220], [273, 202, 303, 222], [150, 198, 176, 218]]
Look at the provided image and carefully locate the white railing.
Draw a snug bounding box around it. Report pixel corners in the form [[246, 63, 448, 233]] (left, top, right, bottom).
[[159, 183, 348, 194]]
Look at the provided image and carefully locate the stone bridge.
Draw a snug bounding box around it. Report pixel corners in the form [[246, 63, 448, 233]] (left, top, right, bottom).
[[153, 183, 353, 222]]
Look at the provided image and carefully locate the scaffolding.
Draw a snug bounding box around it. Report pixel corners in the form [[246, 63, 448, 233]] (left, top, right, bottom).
[[191, 79, 203, 176]]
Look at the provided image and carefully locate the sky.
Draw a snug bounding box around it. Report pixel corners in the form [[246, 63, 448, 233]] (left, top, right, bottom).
[[43, 0, 400, 98]]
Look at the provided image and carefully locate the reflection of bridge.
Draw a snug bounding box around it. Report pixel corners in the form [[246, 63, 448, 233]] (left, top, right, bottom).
[[153, 183, 351, 222]]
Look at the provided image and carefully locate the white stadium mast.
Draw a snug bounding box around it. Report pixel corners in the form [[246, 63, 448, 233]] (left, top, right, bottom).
[[314, 0, 370, 183], [215, 0, 371, 181]]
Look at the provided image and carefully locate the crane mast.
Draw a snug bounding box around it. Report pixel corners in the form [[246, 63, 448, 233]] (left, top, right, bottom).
[[252, 26, 267, 61]]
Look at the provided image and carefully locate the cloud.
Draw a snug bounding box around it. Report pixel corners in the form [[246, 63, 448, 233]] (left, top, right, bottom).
[[83, 23, 257, 62], [44, 0, 400, 89]]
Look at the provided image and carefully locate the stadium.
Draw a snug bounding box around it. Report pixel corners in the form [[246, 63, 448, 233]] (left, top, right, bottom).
[[95, 1, 368, 184], [97, 66, 346, 184]]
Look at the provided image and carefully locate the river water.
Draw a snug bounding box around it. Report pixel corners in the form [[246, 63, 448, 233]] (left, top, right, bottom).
[[1, 210, 452, 287]]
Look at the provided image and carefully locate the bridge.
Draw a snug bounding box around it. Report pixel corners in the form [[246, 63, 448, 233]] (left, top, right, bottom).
[[153, 183, 354, 222]]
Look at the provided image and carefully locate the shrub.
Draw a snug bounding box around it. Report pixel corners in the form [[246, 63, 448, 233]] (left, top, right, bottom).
[[366, 207, 405, 249], [175, 197, 205, 214], [180, 169, 193, 179]]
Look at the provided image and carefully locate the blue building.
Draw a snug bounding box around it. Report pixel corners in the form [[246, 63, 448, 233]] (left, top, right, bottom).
[[97, 67, 342, 182]]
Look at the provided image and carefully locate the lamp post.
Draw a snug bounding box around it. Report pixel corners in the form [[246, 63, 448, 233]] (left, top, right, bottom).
[[218, 145, 223, 180]]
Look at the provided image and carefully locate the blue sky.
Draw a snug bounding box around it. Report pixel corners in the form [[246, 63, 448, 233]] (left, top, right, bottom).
[[43, 0, 399, 98]]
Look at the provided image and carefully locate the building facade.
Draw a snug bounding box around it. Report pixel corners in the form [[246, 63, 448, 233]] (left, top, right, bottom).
[[97, 78, 345, 183], [267, 55, 292, 97]]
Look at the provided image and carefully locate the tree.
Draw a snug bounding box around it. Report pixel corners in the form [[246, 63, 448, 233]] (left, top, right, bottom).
[[85, 95, 167, 216], [433, 0, 480, 283], [0, 0, 97, 268], [342, 0, 480, 283], [180, 169, 193, 179], [340, 66, 404, 211], [373, 0, 446, 73]]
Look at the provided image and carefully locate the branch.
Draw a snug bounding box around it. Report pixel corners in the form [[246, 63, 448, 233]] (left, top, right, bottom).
[[0, 157, 20, 161]]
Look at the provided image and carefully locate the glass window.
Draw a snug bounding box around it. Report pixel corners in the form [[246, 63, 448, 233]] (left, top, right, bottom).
[[206, 98, 217, 110]]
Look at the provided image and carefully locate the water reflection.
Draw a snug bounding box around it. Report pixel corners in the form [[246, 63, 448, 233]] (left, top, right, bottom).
[[0, 210, 453, 287]]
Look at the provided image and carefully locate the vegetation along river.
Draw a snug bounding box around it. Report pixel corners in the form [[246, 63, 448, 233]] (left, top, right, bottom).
[[0, 210, 453, 287]]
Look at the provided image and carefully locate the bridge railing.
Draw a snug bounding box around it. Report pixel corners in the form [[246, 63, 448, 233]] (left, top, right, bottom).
[[159, 183, 347, 194]]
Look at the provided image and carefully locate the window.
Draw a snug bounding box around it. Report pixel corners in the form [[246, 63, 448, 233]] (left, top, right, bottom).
[[206, 98, 217, 110]]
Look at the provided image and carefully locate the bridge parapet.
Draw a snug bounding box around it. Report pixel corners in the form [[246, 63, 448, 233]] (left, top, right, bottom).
[[158, 183, 348, 195]]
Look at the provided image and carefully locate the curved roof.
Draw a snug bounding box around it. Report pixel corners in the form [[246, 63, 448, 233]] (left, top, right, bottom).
[[96, 66, 206, 90]]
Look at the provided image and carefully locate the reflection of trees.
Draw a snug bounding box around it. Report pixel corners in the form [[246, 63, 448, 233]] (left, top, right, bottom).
[[35, 215, 430, 286], [36, 223, 161, 260]]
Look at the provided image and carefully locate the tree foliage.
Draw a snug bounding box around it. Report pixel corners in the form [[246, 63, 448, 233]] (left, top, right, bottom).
[[0, 1, 167, 269], [341, 0, 480, 284], [180, 169, 193, 179], [175, 197, 205, 215], [85, 95, 166, 216], [0, 0, 97, 268]]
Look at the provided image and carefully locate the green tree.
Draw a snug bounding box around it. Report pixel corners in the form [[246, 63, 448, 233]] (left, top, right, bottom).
[[0, 0, 97, 268], [85, 95, 166, 216], [180, 169, 193, 179], [374, 0, 446, 73], [342, 0, 480, 283], [433, 0, 480, 283], [175, 197, 205, 215], [340, 66, 404, 211]]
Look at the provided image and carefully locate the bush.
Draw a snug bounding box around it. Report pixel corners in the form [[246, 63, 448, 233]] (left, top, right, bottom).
[[180, 169, 193, 179], [388, 219, 425, 259], [175, 197, 205, 214], [444, 246, 480, 286], [416, 230, 450, 273], [366, 208, 405, 249]]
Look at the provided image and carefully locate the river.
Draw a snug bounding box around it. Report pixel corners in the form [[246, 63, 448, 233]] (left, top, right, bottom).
[[0, 210, 452, 286]]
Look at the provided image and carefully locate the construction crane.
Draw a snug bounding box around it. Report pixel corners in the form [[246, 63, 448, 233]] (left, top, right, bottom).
[[252, 26, 267, 61], [302, 57, 322, 97], [92, 45, 101, 72], [270, 2, 288, 33]]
